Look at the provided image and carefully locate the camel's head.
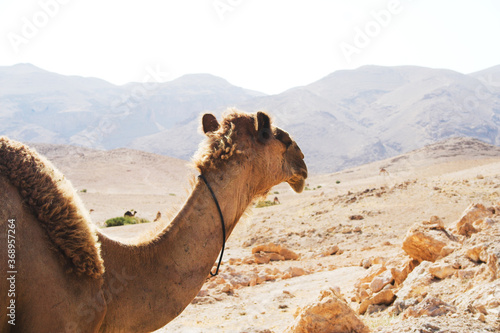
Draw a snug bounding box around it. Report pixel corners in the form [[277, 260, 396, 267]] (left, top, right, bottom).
[[194, 109, 307, 195]]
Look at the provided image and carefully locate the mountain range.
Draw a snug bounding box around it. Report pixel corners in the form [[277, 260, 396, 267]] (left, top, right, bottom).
[[1, 63, 499, 173]]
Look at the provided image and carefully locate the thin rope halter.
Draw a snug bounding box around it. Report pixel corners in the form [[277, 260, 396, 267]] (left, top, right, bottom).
[[198, 174, 226, 277]]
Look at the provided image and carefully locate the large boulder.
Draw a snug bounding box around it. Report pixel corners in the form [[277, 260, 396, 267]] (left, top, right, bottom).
[[286, 289, 369, 333], [455, 203, 493, 237], [402, 217, 458, 262]]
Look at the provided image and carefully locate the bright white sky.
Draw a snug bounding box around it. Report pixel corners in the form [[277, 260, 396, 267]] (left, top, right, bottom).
[[1, 0, 499, 94]]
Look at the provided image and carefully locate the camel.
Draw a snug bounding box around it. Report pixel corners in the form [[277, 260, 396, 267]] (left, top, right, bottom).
[[0, 109, 307, 333], [123, 210, 137, 218], [273, 196, 281, 205], [379, 167, 389, 176], [153, 211, 162, 222]]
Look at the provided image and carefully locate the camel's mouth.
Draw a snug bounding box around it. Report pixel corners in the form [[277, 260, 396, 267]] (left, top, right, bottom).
[[287, 168, 307, 193], [288, 177, 306, 193]]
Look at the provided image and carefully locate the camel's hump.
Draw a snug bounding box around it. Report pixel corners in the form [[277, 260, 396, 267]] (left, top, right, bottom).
[[0, 137, 104, 279]]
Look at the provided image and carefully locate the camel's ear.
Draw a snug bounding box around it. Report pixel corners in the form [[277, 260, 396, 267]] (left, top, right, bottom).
[[256, 111, 272, 144], [202, 113, 219, 134]]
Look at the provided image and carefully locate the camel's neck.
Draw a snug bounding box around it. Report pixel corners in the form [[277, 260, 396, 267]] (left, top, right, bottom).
[[97, 172, 255, 332]]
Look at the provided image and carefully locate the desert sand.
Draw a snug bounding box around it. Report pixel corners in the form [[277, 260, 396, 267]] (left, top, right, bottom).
[[35, 138, 500, 332]]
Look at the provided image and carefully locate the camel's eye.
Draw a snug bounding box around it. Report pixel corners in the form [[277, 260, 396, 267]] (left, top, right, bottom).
[[275, 128, 292, 149]]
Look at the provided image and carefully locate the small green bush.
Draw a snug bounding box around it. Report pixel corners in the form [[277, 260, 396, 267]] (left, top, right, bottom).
[[255, 200, 277, 208], [104, 216, 150, 227]]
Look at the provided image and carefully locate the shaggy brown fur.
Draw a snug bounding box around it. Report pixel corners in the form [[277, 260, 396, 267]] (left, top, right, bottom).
[[0, 137, 104, 278], [194, 109, 246, 173]]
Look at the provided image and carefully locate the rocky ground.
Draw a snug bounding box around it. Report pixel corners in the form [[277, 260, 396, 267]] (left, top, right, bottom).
[[38, 138, 500, 332]]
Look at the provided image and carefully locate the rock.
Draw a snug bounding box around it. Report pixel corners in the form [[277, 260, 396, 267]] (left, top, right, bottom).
[[252, 243, 299, 261], [458, 221, 479, 237], [253, 243, 282, 254], [228, 258, 241, 265], [395, 261, 433, 302], [253, 253, 271, 264], [428, 262, 456, 279], [372, 257, 386, 265], [196, 289, 209, 297], [268, 253, 285, 261], [391, 259, 419, 287], [357, 288, 370, 303], [356, 264, 387, 286], [404, 296, 456, 318], [423, 216, 445, 230], [217, 282, 234, 294], [458, 269, 475, 280], [360, 258, 372, 269], [488, 252, 499, 280], [322, 245, 339, 256], [366, 304, 388, 314], [242, 256, 256, 264], [466, 245, 488, 263], [456, 203, 493, 236], [280, 248, 299, 260], [390, 298, 419, 315], [402, 220, 458, 262], [359, 288, 396, 315], [369, 270, 394, 293], [286, 267, 307, 278], [286, 289, 369, 333], [474, 217, 497, 229]]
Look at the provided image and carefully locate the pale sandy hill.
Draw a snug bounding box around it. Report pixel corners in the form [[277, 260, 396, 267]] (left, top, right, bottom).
[[31, 143, 193, 225]]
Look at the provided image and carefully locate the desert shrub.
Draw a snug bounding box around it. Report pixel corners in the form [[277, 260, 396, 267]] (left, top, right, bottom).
[[105, 216, 150, 227], [255, 200, 277, 208]]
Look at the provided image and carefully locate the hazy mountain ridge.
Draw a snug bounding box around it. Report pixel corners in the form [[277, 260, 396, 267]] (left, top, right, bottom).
[[238, 65, 500, 171], [0, 64, 264, 150], [1, 64, 500, 172]]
